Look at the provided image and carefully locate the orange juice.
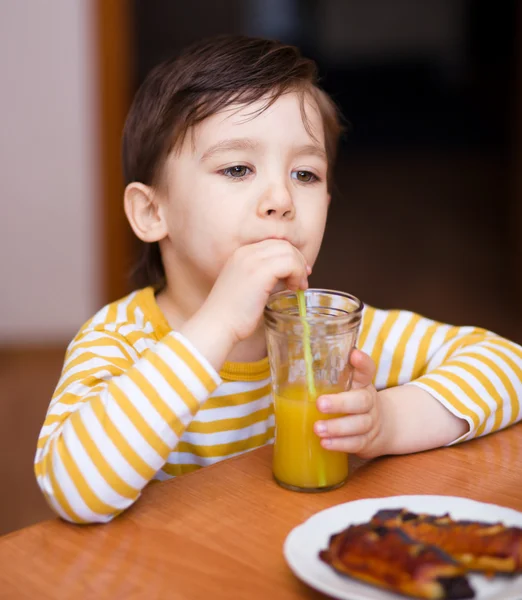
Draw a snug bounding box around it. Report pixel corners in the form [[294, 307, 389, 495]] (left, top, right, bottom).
[[273, 383, 348, 491]]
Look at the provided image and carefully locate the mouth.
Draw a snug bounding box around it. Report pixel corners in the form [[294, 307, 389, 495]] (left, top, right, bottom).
[[256, 235, 295, 245]]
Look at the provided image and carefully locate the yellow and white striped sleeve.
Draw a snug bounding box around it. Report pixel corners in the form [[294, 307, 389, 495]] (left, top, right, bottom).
[[34, 328, 221, 524], [359, 306, 522, 443]]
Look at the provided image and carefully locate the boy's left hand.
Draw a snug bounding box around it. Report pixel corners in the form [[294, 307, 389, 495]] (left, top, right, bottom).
[[314, 349, 382, 459]]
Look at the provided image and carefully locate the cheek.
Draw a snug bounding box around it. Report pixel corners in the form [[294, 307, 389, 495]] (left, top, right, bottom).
[[185, 210, 242, 272], [306, 202, 328, 232], [302, 202, 328, 259]]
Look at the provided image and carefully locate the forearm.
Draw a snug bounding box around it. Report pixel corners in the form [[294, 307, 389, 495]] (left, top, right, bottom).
[[36, 331, 221, 524], [371, 385, 469, 457], [354, 306, 521, 459], [178, 305, 236, 372]]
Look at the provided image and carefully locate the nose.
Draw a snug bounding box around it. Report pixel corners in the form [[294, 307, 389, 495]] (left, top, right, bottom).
[[256, 180, 295, 220]]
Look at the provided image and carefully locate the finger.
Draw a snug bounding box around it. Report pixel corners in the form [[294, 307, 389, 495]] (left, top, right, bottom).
[[282, 256, 309, 291], [284, 271, 308, 291], [316, 388, 374, 415], [258, 239, 306, 264], [314, 414, 373, 438], [287, 275, 309, 291], [320, 434, 368, 454], [262, 252, 308, 291], [349, 349, 376, 389]]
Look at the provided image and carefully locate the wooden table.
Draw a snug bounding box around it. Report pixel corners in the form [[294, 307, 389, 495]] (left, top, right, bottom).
[[1, 424, 521, 599]]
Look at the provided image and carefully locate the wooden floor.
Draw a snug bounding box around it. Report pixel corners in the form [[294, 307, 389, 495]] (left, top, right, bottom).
[[1, 152, 521, 537]]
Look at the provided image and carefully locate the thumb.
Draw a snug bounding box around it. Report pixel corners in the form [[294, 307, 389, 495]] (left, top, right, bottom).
[[349, 348, 376, 390]]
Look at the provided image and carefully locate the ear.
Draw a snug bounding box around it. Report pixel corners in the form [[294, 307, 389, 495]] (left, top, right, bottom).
[[124, 182, 168, 243]]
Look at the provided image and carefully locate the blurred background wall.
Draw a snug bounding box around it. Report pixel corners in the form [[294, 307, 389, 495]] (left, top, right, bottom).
[[0, 0, 102, 534], [0, 0, 100, 344], [0, 0, 520, 535]]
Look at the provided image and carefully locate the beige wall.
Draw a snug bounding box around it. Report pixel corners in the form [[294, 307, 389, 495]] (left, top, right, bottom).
[[0, 0, 100, 344]]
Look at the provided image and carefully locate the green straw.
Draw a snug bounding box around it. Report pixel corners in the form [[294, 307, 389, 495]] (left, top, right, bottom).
[[296, 290, 317, 400], [297, 290, 326, 487]]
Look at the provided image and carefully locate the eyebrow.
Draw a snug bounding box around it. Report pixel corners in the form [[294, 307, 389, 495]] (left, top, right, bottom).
[[199, 138, 327, 163], [200, 138, 260, 162], [293, 144, 327, 162]]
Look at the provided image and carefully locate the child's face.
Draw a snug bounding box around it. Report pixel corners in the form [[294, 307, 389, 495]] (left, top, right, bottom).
[[159, 91, 330, 290]]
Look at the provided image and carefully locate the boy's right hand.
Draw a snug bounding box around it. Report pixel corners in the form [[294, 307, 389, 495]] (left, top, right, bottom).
[[179, 240, 310, 369], [207, 239, 310, 343]]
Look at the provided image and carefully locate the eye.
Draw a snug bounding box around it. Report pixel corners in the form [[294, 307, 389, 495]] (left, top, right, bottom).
[[292, 170, 318, 183], [222, 165, 252, 179]]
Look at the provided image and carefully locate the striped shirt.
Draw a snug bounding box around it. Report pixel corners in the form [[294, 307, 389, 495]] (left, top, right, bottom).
[[35, 287, 522, 523]]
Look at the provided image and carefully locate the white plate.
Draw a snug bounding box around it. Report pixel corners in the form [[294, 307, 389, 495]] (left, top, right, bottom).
[[284, 495, 522, 600]]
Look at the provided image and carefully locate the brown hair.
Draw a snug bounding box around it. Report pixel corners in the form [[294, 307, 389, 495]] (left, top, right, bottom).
[[122, 35, 342, 288]]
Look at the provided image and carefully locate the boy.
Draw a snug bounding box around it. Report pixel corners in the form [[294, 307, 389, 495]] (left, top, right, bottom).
[[35, 35, 522, 524]]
